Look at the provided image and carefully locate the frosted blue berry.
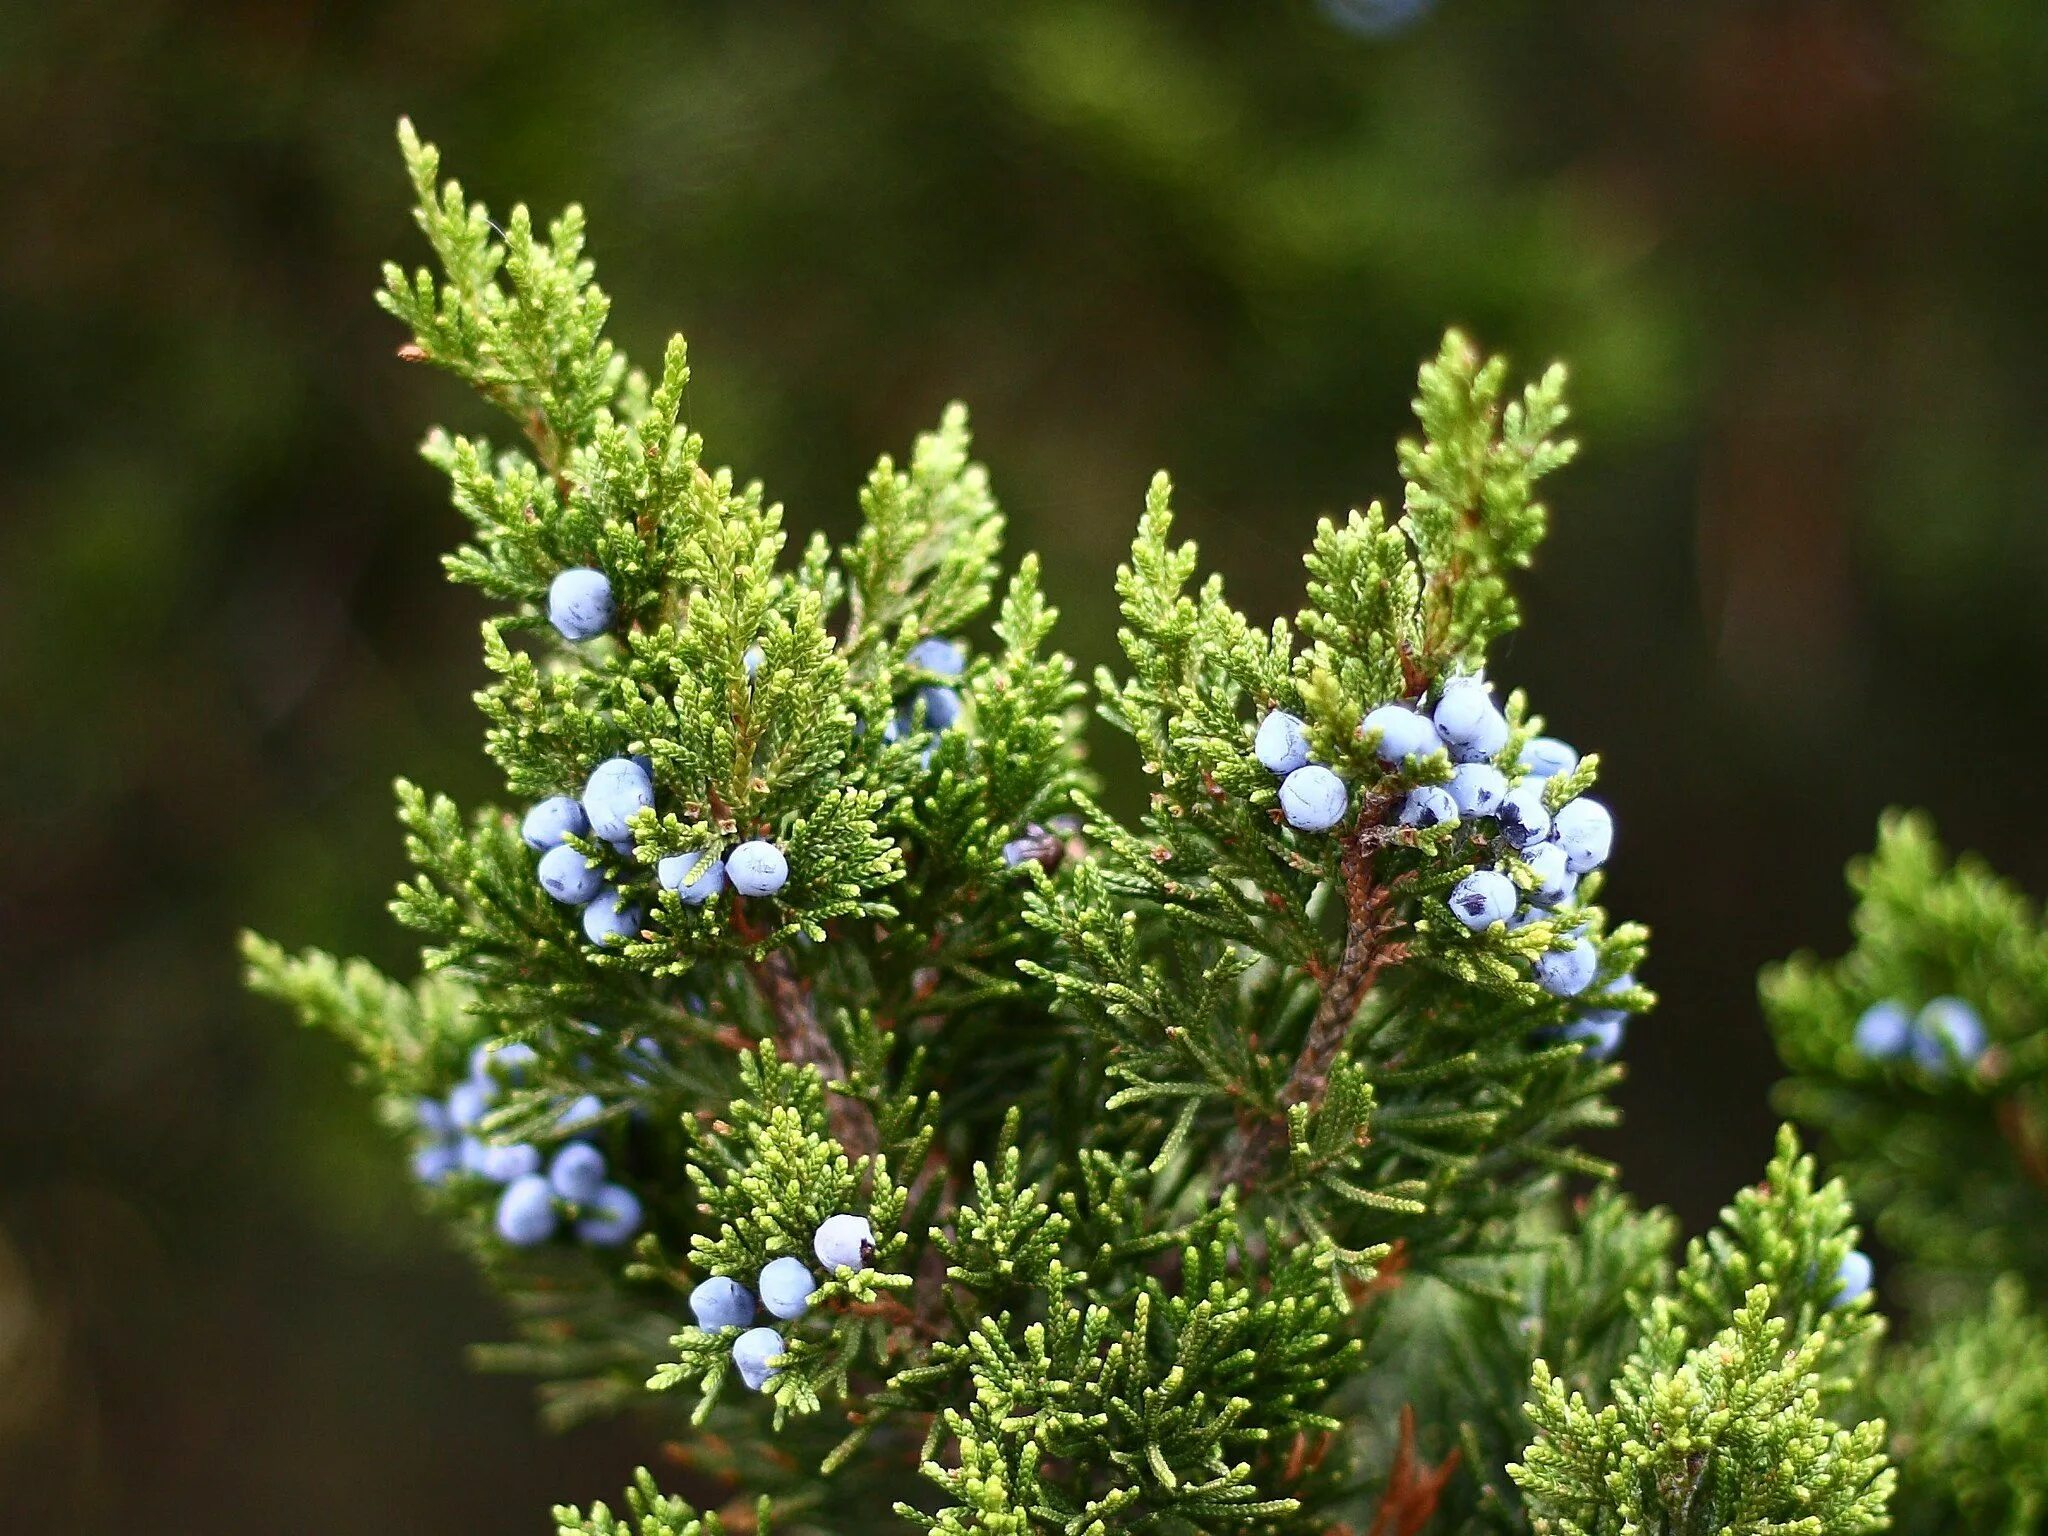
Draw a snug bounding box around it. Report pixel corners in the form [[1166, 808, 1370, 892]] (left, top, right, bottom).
[[495, 1174, 558, 1247], [459, 1136, 492, 1175], [447, 1079, 494, 1131], [1448, 869, 1516, 932], [1560, 1010, 1626, 1061], [920, 685, 963, 730], [412, 1141, 460, 1184], [732, 1326, 784, 1391], [1432, 680, 1509, 763], [1446, 762, 1508, 818], [1911, 996, 1986, 1073], [1535, 938, 1598, 998], [548, 567, 614, 641], [581, 757, 654, 842], [1832, 1249, 1874, 1307], [1254, 711, 1312, 775], [476, 1141, 541, 1184], [472, 1041, 537, 1083], [1279, 765, 1349, 832], [727, 840, 789, 897], [416, 1096, 453, 1138], [1495, 784, 1551, 849], [813, 1213, 875, 1271], [522, 796, 590, 850], [1362, 703, 1439, 766], [658, 849, 725, 905], [539, 844, 605, 905], [555, 1093, 604, 1134], [581, 890, 642, 947], [758, 1255, 817, 1319], [691, 1276, 756, 1331], [548, 1141, 608, 1203], [1852, 1000, 1912, 1060], [908, 637, 965, 676], [1551, 797, 1614, 875], [1519, 736, 1578, 779], [575, 1183, 642, 1247], [1523, 842, 1577, 908], [744, 645, 764, 679], [1398, 785, 1459, 830]]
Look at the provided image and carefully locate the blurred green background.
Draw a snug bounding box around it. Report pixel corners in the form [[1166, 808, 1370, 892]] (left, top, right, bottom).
[[6, 0, 2048, 1527]]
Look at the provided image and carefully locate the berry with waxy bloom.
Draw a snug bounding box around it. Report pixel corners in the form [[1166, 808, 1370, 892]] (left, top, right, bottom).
[[1254, 710, 1312, 774], [1449, 870, 1516, 932], [582, 757, 654, 842], [727, 840, 790, 897], [495, 1174, 558, 1247], [521, 795, 589, 850], [1279, 765, 1349, 832], [732, 1326, 784, 1391], [690, 1276, 755, 1331], [547, 567, 613, 641], [814, 1213, 875, 1271], [759, 1255, 817, 1319]]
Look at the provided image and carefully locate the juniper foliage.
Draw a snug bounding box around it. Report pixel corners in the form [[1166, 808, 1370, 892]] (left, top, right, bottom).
[[236, 122, 2042, 1534], [1765, 813, 2048, 1535]]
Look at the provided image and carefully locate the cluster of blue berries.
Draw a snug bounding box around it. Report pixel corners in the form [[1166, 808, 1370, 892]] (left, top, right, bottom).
[[1852, 995, 1988, 1074], [688, 1214, 875, 1392], [411, 1047, 638, 1247], [882, 637, 967, 748], [1255, 678, 1616, 1005], [522, 756, 791, 947]]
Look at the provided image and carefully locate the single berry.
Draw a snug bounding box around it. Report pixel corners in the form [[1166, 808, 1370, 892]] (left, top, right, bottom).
[[690, 1276, 756, 1331], [732, 1326, 784, 1392], [1399, 785, 1460, 830], [727, 840, 789, 897], [1560, 1010, 1626, 1060], [415, 1096, 453, 1138], [476, 1141, 542, 1184], [549, 1141, 608, 1203], [1446, 762, 1508, 818], [446, 1079, 494, 1131], [1002, 825, 1065, 873], [907, 637, 966, 677], [1911, 996, 1987, 1073], [920, 685, 963, 730], [1519, 736, 1578, 779], [1254, 710, 1312, 775], [1534, 938, 1598, 997], [539, 844, 605, 905], [1494, 784, 1552, 848], [412, 1141, 460, 1184], [472, 1041, 537, 1082], [744, 645, 764, 679], [1832, 1249, 1874, 1307], [1449, 870, 1516, 931], [1279, 764, 1349, 832], [581, 890, 642, 947], [521, 796, 590, 850], [1432, 680, 1509, 763], [575, 1183, 642, 1247], [813, 1213, 876, 1272], [1851, 1000, 1913, 1060], [548, 567, 614, 641], [758, 1255, 817, 1319], [1523, 841, 1577, 908], [1551, 797, 1614, 874], [459, 1136, 492, 1175], [495, 1174, 559, 1247], [555, 1093, 604, 1134], [658, 849, 726, 905], [581, 757, 655, 842], [1362, 703, 1439, 766]]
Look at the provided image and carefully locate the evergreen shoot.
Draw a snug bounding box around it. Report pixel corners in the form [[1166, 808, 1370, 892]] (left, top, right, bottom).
[[239, 120, 2045, 1533]]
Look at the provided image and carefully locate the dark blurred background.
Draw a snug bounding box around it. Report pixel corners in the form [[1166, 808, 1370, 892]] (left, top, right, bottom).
[[5, 0, 2047, 1527]]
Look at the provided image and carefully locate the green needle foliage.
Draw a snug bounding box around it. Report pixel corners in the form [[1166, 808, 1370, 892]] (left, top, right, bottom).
[[1764, 814, 2048, 1535], [243, 120, 2048, 1534]]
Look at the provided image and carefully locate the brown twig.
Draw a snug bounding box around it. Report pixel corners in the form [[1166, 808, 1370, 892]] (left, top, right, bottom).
[[748, 947, 879, 1159], [1217, 810, 1409, 1190], [1364, 1406, 1460, 1536]]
